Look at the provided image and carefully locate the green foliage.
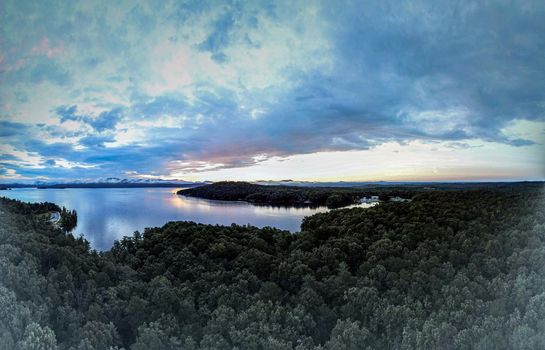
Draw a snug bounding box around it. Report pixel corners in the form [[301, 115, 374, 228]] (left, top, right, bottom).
[[59, 207, 77, 232], [0, 183, 544, 349], [179, 181, 416, 208], [0, 197, 60, 215], [178, 181, 537, 209], [16, 323, 58, 350], [76, 321, 121, 349], [324, 319, 372, 350]]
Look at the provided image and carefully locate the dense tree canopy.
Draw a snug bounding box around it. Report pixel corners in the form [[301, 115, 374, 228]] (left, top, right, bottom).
[[0, 183, 544, 349], [179, 181, 427, 208], [59, 207, 77, 233]]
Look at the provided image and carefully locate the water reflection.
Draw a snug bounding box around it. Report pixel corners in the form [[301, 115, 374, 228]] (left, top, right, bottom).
[[1, 187, 376, 251]]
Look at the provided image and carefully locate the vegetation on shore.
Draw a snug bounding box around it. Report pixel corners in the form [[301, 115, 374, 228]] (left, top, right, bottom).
[[178, 181, 419, 208], [1, 184, 544, 349], [0, 198, 77, 232], [59, 207, 78, 232]]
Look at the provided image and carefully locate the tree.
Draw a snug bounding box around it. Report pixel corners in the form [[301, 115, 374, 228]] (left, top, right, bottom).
[[324, 319, 373, 350], [16, 323, 58, 350]]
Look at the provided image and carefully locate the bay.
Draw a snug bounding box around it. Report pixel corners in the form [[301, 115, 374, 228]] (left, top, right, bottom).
[[1, 187, 375, 250]]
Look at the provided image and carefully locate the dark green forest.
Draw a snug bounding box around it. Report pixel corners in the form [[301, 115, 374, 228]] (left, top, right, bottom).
[[178, 181, 538, 208], [179, 181, 422, 208], [1, 184, 544, 349]]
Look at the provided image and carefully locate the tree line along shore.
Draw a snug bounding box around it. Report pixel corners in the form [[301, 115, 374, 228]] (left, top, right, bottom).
[[177, 181, 537, 208]]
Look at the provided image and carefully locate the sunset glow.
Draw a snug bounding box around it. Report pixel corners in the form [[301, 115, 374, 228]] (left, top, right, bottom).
[[1, 1, 544, 182]]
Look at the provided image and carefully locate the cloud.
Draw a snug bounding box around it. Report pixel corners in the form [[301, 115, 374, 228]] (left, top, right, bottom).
[[198, 11, 235, 63], [56, 105, 79, 122], [78, 134, 116, 148], [1, 0, 544, 181], [318, 1, 545, 139], [90, 109, 123, 132], [56, 105, 123, 132], [0, 121, 29, 137], [23, 139, 77, 159], [0, 168, 22, 179], [31, 37, 64, 58], [131, 95, 188, 119], [3, 58, 72, 85], [506, 139, 536, 147]]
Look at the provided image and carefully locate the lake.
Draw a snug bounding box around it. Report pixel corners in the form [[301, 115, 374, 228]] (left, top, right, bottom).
[[1, 187, 376, 250]]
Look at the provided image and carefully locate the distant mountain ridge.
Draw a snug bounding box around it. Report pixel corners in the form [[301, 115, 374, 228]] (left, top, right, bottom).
[[1, 178, 207, 189], [36, 177, 194, 185]]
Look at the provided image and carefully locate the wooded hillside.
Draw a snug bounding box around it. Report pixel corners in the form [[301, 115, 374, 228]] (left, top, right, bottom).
[[1, 184, 544, 349]]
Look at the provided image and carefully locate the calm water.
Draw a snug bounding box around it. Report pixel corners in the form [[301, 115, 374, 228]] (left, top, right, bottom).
[[1, 187, 375, 251]]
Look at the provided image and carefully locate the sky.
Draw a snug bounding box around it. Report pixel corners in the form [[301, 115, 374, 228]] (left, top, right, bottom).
[[1, 0, 544, 183]]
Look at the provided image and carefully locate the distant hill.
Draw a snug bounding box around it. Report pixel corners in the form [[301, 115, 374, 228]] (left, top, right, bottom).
[[0, 177, 207, 189]]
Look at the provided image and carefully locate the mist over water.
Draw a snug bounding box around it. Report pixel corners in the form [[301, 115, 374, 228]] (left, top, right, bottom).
[[0, 187, 375, 250]]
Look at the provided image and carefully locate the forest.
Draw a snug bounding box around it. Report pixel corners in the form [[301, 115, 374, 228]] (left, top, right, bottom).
[[178, 181, 426, 208], [1, 183, 544, 349]]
